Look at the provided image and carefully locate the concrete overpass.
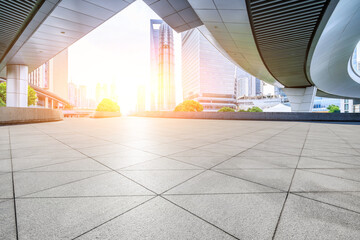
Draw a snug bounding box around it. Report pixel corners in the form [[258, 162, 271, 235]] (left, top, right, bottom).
[[0, 0, 359, 112]]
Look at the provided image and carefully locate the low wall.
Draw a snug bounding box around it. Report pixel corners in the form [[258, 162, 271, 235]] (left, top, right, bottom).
[[91, 111, 121, 118], [0, 107, 63, 124], [135, 111, 360, 122]]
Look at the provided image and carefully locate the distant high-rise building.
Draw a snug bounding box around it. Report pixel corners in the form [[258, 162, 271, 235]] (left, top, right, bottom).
[[79, 85, 87, 108], [182, 28, 237, 111], [68, 82, 78, 107], [235, 67, 257, 97], [29, 49, 69, 102], [136, 85, 146, 112], [150, 19, 175, 111]]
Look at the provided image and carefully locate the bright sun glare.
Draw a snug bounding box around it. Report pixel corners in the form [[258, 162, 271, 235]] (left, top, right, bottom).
[[68, 0, 182, 115]]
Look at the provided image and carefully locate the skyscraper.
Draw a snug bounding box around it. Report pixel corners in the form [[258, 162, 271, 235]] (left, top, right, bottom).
[[235, 67, 257, 97], [150, 19, 175, 111], [182, 28, 236, 111]]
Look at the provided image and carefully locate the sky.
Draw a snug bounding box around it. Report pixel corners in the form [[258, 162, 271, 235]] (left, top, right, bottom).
[[68, 0, 182, 114]]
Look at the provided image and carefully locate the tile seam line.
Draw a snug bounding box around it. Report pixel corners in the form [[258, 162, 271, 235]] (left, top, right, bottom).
[[290, 192, 360, 215], [71, 196, 157, 240], [70, 125, 275, 171], [271, 123, 311, 239], [161, 196, 240, 240], [8, 127, 19, 240], [324, 124, 360, 156], [209, 122, 299, 169], [31, 125, 158, 196], [298, 168, 360, 184]]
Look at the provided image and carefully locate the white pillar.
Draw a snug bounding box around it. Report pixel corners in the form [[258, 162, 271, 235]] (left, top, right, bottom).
[[283, 86, 317, 112], [51, 99, 54, 109], [6, 65, 28, 107], [45, 96, 49, 108]]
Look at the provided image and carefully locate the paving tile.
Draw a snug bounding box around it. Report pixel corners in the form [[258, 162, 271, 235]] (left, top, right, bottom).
[[304, 169, 360, 182], [238, 149, 295, 157], [301, 148, 356, 157], [298, 157, 360, 168], [140, 143, 192, 156], [12, 155, 86, 171], [166, 170, 279, 194], [253, 144, 303, 156], [77, 144, 130, 157], [197, 143, 248, 156], [295, 192, 360, 213], [0, 200, 16, 240], [93, 153, 160, 170], [78, 197, 236, 240], [27, 172, 154, 197], [274, 194, 360, 239], [214, 156, 299, 169], [122, 157, 202, 170], [169, 148, 230, 157], [14, 171, 109, 197], [290, 170, 360, 192], [0, 159, 11, 172], [0, 173, 13, 198], [168, 155, 230, 168], [120, 170, 203, 194], [0, 149, 10, 160], [311, 155, 360, 165], [165, 193, 286, 240], [215, 169, 294, 191], [16, 196, 152, 240], [20, 158, 109, 172]]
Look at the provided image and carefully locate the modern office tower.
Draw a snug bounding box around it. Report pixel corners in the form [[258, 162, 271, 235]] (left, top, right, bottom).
[[150, 19, 175, 111], [182, 28, 237, 111], [312, 97, 353, 113], [136, 85, 146, 112], [79, 85, 87, 108], [68, 82, 78, 107], [235, 67, 257, 97], [29, 49, 69, 101]]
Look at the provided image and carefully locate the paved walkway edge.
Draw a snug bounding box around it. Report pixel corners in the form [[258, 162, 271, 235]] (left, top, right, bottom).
[[134, 111, 360, 122]]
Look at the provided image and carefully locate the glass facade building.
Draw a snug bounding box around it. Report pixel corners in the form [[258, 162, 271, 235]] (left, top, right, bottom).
[[150, 19, 175, 111], [182, 28, 237, 111]]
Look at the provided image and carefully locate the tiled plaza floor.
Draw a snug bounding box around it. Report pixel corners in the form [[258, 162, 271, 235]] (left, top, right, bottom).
[[1, 117, 360, 239]]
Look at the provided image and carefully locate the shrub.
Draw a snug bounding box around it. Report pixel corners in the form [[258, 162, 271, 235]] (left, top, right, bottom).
[[0, 97, 5, 107], [96, 98, 120, 112], [218, 107, 235, 112], [327, 104, 340, 113], [238, 109, 247, 112], [174, 100, 203, 112], [0, 82, 37, 106], [248, 106, 263, 112]]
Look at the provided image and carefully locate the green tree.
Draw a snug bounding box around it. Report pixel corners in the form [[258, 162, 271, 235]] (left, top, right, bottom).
[[218, 107, 235, 112], [327, 104, 340, 113], [174, 100, 203, 112], [0, 82, 37, 106], [248, 106, 263, 112], [96, 98, 120, 112]]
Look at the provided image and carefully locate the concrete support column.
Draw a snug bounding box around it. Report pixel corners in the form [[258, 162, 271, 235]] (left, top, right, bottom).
[[51, 99, 54, 109], [6, 65, 28, 107], [45, 96, 49, 108], [283, 86, 317, 112]]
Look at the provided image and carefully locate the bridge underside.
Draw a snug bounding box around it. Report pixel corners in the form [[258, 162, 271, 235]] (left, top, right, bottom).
[[0, 0, 359, 111]]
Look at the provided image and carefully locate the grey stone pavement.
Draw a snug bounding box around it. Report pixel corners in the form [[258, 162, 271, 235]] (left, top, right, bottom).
[[1, 117, 360, 239]]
